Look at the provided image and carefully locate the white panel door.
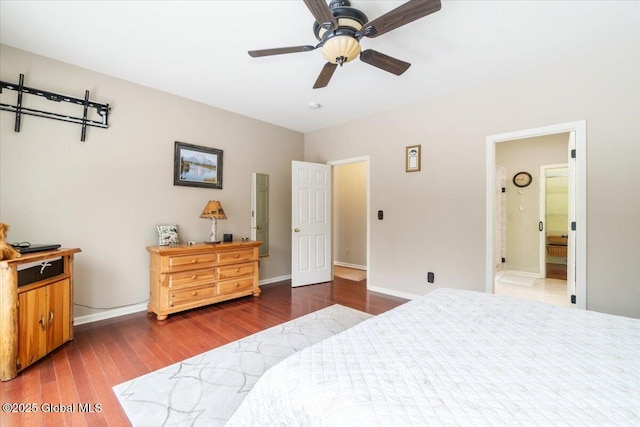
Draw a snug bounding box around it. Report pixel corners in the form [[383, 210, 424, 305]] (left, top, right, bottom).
[[291, 161, 332, 287]]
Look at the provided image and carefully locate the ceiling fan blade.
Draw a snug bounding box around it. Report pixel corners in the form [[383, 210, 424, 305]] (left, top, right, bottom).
[[248, 45, 317, 57], [303, 0, 338, 31], [313, 62, 338, 89], [360, 50, 411, 75], [361, 0, 441, 38]]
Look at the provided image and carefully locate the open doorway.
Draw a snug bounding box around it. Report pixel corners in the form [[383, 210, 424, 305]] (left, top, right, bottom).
[[494, 132, 570, 306], [486, 121, 586, 309], [290, 157, 369, 288], [329, 157, 369, 283]]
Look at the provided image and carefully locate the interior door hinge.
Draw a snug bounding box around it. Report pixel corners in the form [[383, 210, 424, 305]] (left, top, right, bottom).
[[501, 187, 506, 193], [571, 149, 576, 159], [571, 222, 576, 231], [571, 295, 576, 304]]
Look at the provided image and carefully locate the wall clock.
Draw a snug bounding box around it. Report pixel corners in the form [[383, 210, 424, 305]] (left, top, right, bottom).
[[513, 171, 532, 188]]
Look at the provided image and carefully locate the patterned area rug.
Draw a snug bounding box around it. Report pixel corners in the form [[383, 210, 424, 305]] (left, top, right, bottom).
[[113, 305, 372, 426]]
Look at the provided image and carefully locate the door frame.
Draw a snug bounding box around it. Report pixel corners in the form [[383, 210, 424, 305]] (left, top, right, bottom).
[[539, 163, 569, 281], [328, 156, 370, 287], [486, 120, 587, 309]]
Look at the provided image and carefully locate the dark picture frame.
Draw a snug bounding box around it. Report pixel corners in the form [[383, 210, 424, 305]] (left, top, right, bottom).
[[173, 141, 223, 189]]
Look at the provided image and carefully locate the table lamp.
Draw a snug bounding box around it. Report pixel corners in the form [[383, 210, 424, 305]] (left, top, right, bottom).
[[199, 200, 227, 243]]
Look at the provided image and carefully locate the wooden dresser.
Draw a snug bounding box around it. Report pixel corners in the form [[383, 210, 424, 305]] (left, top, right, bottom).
[[146, 241, 262, 320], [0, 248, 81, 381]]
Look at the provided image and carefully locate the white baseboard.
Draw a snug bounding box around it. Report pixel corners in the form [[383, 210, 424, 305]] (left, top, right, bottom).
[[74, 275, 293, 325], [259, 275, 291, 286], [74, 302, 148, 326], [366, 285, 421, 301], [334, 261, 367, 270]]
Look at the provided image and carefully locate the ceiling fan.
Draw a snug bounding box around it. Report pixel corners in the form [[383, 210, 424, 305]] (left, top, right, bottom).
[[248, 0, 442, 89]]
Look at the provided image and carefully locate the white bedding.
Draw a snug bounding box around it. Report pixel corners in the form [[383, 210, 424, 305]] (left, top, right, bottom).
[[227, 288, 640, 426]]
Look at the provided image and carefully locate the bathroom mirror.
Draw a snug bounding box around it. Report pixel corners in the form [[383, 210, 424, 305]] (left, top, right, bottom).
[[251, 173, 269, 257]]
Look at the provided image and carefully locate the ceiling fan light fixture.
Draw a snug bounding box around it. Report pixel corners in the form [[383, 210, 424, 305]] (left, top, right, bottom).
[[321, 35, 360, 65]]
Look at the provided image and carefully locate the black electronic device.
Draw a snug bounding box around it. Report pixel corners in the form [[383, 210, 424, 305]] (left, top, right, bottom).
[[12, 243, 61, 254], [223, 234, 233, 242]]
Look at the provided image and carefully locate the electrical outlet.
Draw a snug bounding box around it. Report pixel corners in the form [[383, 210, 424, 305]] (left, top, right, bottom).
[[427, 272, 435, 283]]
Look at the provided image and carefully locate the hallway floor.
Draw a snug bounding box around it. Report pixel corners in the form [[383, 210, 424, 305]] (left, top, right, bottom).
[[495, 275, 570, 308]]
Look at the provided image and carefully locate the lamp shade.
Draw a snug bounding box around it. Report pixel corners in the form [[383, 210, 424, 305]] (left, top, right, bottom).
[[199, 200, 227, 219], [321, 36, 361, 64]]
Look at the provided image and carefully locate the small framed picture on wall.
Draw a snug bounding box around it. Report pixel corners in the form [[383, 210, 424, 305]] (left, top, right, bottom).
[[405, 144, 421, 172]]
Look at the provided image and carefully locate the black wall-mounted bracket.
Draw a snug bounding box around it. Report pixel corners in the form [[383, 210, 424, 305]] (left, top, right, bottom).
[[0, 73, 110, 142]]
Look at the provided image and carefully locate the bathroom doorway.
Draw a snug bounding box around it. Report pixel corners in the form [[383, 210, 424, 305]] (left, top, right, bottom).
[[486, 121, 586, 309]]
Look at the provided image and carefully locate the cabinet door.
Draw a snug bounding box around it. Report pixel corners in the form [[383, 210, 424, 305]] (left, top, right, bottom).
[[17, 287, 48, 369], [46, 279, 71, 352]]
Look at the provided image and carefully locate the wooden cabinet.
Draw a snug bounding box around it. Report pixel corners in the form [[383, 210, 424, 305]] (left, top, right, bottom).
[[147, 241, 262, 320], [0, 248, 80, 381], [18, 279, 71, 370]]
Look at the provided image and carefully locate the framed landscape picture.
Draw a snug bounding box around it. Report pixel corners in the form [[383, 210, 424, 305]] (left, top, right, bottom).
[[174, 141, 223, 189]]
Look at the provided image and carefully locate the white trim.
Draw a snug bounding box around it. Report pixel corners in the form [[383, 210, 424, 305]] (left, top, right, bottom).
[[334, 261, 367, 270], [539, 163, 569, 282], [328, 155, 370, 166], [74, 302, 148, 326], [539, 164, 547, 279], [328, 156, 371, 289], [486, 120, 587, 309], [259, 275, 291, 286], [367, 285, 421, 301]]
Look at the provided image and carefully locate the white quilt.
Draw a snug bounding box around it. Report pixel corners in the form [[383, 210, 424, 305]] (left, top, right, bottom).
[[227, 288, 640, 426]]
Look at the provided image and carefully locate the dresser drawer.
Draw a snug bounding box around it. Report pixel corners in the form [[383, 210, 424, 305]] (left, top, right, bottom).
[[167, 253, 217, 271], [218, 277, 254, 295], [147, 241, 262, 320], [168, 284, 216, 307], [217, 263, 255, 280], [168, 270, 216, 290], [217, 249, 254, 265]]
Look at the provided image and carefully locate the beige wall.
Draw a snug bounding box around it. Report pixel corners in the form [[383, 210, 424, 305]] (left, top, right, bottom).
[[305, 39, 640, 318], [333, 162, 367, 268], [496, 133, 568, 274], [0, 45, 304, 318]]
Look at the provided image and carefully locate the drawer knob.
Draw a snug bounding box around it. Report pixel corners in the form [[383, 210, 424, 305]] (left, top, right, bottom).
[[191, 275, 197, 279], [235, 283, 240, 288], [191, 259, 197, 264], [235, 268, 240, 273], [191, 291, 197, 296]]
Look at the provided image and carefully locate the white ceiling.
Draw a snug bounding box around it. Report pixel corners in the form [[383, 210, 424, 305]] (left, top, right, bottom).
[[1, 1, 639, 133]]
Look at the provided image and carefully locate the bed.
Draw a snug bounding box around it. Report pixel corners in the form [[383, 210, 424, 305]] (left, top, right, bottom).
[[227, 288, 640, 426]]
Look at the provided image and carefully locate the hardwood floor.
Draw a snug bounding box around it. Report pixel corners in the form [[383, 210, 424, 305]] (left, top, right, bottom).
[[0, 278, 407, 427]]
